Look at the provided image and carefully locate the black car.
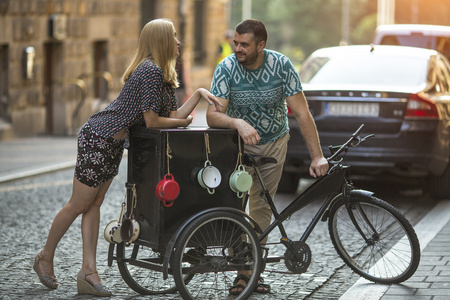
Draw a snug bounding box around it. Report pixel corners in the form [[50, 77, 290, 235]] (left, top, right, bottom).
[[282, 45, 450, 199]]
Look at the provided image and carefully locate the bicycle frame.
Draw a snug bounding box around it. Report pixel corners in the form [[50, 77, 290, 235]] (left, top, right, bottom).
[[255, 166, 348, 244], [252, 124, 377, 249]]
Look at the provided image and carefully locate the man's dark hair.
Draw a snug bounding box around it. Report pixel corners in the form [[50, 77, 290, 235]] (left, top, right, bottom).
[[235, 19, 268, 44]]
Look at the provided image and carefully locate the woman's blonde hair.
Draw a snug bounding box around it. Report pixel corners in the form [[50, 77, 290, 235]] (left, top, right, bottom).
[[122, 18, 179, 88]]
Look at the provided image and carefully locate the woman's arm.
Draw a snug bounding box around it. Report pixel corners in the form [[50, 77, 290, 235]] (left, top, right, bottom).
[[143, 88, 222, 129], [173, 88, 223, 119], [143, 108, 193, 128]]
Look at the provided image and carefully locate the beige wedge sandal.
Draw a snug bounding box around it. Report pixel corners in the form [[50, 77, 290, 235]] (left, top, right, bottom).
[[77, 269, 112, 297], [33, 251, 58, 290]]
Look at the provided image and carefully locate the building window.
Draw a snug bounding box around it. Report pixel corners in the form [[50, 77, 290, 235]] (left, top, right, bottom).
[[141, 0, 157, 29], [0, 45, 9, 121], [44, 42, 63, 134], [193, 0, 205, 65], [93, 41, 109, 101]]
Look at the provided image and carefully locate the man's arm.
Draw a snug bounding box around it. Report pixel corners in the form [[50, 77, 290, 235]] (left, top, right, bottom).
[[286, 91, 329, 177], [206, 97, 261, 145]]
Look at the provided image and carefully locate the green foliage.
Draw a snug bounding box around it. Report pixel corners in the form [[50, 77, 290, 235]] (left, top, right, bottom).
[[351, 13, 378, 45], [229, 0, 450, 62], [230, 0, 376, 61]]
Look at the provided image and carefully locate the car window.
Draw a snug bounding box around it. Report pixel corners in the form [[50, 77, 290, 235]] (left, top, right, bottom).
[[380, 35, 400, 45], [300, 57, 329, 83], [380, 34, 438, 49], [425, 56, 438, 93], [300, 55, 428, 87], [437, 56, 450, 92], [441, 57, 450, 92], [380, 34, 450, 61], [436, 37, 450, 60]]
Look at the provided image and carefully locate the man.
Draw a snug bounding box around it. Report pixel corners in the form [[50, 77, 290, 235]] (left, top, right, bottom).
[[207, 19, 329, 295], [216, 29, 234, 66]]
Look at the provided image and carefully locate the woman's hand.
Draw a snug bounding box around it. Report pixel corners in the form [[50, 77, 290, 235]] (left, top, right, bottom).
[[175, 88, 223, 121], [198, 88, 223, 112]]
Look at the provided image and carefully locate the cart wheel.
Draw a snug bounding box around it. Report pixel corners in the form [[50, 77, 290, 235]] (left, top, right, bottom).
[[171, 210, 263, 300], [116, 243, 193, 295]]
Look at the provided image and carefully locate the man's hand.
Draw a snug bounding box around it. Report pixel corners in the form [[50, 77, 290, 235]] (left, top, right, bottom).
[[309, 156, 329, 178], [206, 96, 260, 144], [236, 119, 261, 145]]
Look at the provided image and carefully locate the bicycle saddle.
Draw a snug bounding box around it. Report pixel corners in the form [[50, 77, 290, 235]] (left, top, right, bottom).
[[243, 153, 277, 167]]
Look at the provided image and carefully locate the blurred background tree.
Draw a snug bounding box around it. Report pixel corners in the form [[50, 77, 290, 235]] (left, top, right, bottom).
[[396, 0, 450, 25], [229, 0, 449, 66]]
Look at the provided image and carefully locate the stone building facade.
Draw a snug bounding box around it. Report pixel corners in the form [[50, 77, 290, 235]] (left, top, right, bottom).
[[0, 0, 231, 140]]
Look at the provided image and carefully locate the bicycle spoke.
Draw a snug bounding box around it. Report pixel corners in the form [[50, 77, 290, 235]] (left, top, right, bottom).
[[329, 195, 420, 284]]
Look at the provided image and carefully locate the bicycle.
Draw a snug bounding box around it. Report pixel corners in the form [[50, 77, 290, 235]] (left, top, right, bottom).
[[167, 124, 421, 299]]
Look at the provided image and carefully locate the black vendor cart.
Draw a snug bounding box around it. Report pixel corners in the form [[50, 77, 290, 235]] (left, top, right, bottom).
[[107, 126, 264, 300], [127, 126, 245, 249]]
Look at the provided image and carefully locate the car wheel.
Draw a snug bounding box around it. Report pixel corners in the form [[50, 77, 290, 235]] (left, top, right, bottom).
[[277, 172, 300, 194], [429, 165, 450, 200]]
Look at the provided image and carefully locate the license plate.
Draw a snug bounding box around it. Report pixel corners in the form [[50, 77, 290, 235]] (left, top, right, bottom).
[[325, 102, 379, 117]]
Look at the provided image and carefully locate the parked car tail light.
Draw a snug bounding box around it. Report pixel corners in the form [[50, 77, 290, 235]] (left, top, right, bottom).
[[287, 105, 292, 115], [405, 94, 439, 118]]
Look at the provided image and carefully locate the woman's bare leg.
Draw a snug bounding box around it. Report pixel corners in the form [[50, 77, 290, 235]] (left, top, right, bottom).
[[80, 178, 114, 285], [37, 177, 108, 283]]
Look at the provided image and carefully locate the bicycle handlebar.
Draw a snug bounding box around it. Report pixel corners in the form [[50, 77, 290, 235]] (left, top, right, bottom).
[[327, 124, 374, 162], [354, 124, 365, 137]]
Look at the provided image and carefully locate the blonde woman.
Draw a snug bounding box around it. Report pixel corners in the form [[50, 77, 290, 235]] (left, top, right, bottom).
[[33, 18, 222, 297]]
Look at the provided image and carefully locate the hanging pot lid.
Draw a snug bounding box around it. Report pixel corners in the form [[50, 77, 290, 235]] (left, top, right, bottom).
[[199, 165, 222, 188]]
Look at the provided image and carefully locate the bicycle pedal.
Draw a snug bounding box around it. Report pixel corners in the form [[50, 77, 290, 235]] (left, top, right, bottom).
[[280, 237, 291, 243], [266, 256, 282, 263]]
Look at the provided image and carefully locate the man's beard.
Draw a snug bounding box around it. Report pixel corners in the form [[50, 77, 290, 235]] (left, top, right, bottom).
[[235, 51, 258, 67]]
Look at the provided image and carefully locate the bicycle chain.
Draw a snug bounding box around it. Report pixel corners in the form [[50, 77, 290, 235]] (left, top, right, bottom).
[[284, 241, 312, 274], [261, 241, 312, 274]]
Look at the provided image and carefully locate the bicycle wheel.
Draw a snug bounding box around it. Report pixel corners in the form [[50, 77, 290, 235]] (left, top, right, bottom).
[[172, 210, 263, 300], [117, 242, 192, 294], [328, 194, 420, 284]]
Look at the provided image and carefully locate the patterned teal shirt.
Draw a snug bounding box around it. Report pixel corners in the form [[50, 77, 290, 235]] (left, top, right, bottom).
[[210, 49, 302, 144]]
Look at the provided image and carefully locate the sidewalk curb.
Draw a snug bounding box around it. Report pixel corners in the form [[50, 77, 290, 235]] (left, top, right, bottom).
[[0, 150, 128, 184], [0, 161, 76, 183]]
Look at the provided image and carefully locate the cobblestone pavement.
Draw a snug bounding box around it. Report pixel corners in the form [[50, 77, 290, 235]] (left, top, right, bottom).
[[379, 221, 450, 300], [0, 102, 450, 300], [340, 200, 450, 300], [1, 134, 449, 300], [0, 161, 437, 300]]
